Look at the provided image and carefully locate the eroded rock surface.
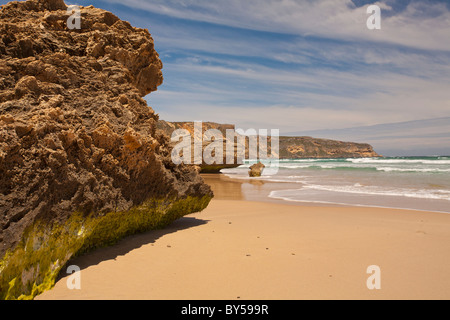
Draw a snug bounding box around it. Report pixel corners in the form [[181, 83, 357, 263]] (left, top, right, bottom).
[[0, 0, 212, 299]]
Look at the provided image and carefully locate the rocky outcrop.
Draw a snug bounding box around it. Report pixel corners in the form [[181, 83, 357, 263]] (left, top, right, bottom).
[[249, 162, 265, 177], [157, 121, 241, 173], [0, 0, 212, 300]]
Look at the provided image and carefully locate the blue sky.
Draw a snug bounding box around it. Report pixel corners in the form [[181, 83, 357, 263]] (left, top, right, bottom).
[[3, 0, 450, 155]]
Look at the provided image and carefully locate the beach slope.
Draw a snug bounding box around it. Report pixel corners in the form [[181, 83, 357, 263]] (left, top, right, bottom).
[[38, 199, 450, 300]]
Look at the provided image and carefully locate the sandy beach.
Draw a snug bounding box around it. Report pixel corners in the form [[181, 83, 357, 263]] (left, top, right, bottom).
[[37, 175, 450, 300]]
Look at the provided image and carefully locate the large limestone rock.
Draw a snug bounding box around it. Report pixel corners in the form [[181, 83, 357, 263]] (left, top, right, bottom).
[[0, 0, 212, 299], [157, 121, 242, 173]]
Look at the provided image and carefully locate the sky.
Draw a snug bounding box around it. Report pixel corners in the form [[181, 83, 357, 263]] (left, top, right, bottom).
[[3, 0, 450, 155]]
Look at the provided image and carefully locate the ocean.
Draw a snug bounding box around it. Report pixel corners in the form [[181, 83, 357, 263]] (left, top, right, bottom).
[[221, 157, 450, 213]]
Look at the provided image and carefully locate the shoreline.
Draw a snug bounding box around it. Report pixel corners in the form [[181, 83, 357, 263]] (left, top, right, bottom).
[[206, 173, 450, 214], [37, 174, 450, 300]]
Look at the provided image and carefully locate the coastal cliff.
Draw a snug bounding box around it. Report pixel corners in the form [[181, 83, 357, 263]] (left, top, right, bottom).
[[157, 121, 241, 172], [279, 136, 380, 159], [158, 121, 381, 172], [0, 0, 212, 300]]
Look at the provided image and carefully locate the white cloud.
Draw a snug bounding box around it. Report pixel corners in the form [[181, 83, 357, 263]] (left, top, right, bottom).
[[121, 0, 450, 148], [149, 59, 450, 132], [110, 0, 450, 51]]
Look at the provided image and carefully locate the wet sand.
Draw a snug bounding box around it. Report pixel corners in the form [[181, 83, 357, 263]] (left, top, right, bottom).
[[37, 175, 450, 300]]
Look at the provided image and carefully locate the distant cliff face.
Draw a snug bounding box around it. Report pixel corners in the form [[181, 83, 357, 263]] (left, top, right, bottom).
[[158, 121, 381, 169], [279, 136, 381, 159], [157, 121, 240, 172], [0, 0, 212, 299]]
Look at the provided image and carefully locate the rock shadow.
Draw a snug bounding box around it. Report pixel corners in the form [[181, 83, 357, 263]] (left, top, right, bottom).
[[56, 217, 209, 281]]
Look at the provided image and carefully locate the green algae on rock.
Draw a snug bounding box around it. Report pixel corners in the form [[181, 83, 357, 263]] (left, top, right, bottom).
[[0, 195, 212, 300]]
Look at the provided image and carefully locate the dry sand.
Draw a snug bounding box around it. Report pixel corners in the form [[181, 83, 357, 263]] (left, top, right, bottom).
[[37, 175, 450, 300]]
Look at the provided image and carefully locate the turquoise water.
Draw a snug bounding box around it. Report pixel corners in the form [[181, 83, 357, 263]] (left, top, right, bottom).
[[221, 157, 450, 213]]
